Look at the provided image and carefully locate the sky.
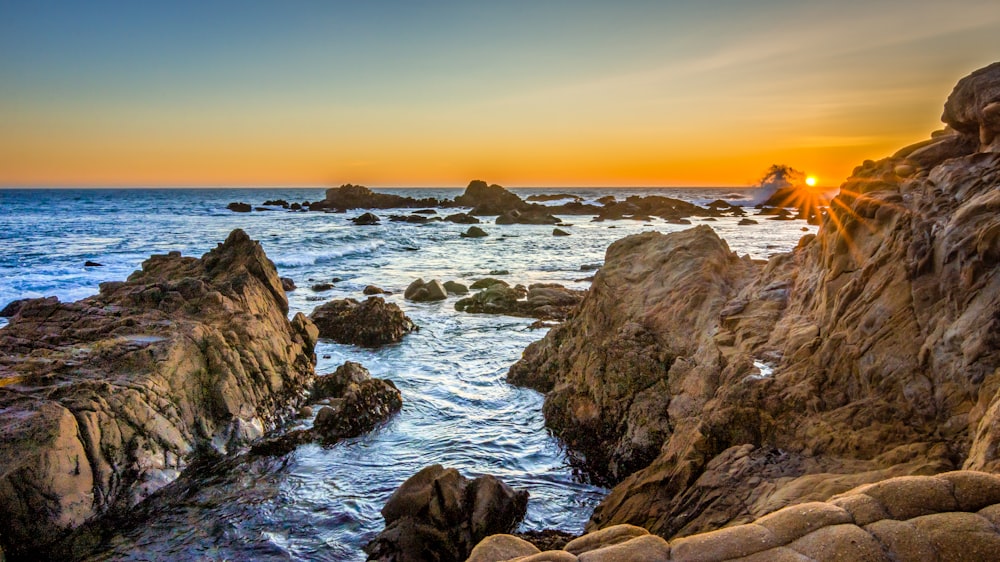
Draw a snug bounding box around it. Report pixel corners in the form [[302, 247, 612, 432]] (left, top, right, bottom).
[[1, 1, 998, 188]]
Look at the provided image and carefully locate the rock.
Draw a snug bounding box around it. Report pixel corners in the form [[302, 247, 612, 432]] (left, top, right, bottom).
[[455, 180, 527, 215], [84, 260, 103, 267], [298, 406, 313, 418], [496, 209, 560, 225], [738, 218, 758, 225], [553, 228, 571, 236], [263, 199, 290, 208], [313, 378, 402, 442], [943, 61, 1000, 150], [351, 212, 381, 225], [309, 297, 416, 346], [467, 535, 539, 562], [444, 212, 481, 224], [365, 464, 528, 562], [456, 283, 583, 320], [311, 283, 334, 292], [443, 281, 469, 295], [580, 263, 602, 271], [313, 361, 371, 401], [470, 278, 509, 290], [280, 277, 296, 291], [364, 285, 388, 295], [526, 193, 583, 202], [0, 229, 317, 559], [316, 184, 439, 210], [462, 226, 489, 238], [226, 201, 251, 212], [509, 226, 760, 483], [472, 472, 1000, 561], [0, 296, 57, 318], [404, 278, 448, 302]]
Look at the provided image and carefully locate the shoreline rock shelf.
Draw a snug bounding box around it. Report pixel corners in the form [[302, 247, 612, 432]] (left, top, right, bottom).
[[0, 229, 318, 559], [506, 61, 1000, 544]]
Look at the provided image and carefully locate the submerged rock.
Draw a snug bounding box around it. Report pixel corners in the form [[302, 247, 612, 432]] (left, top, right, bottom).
[[310, 296, 416, 346], [365, 464, 528, 562], [280, 276, 296, 291], [0, 229, 317, 559], [495, 209, 560, 225], [443, 280, 469, 295], [351, 212, 381, 225], [444, 212, 481, 224], [456, 283, 583, 320], [226, 201, 251, 212]]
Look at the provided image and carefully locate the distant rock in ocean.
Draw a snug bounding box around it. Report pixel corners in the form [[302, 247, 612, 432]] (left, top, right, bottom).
[[503, 60, 1000, 546], [0, 229, 318, 559]]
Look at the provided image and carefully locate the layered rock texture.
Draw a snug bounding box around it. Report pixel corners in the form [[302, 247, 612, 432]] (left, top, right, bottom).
[[365, 464, 528, 562], [508, 61, 1000, 541], [0, 229, 317, 559], [471, 471, 1000, 562]]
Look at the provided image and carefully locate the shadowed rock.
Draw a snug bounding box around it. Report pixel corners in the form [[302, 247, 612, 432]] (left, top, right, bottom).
[[365, 464, 528, 562]]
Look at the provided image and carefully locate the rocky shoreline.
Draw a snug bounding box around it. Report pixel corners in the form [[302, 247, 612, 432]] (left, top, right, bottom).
[[2, 62, 999, 562]]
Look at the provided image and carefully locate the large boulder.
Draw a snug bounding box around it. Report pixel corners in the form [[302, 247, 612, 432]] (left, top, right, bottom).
[[310, 297, 416, 346], [0, 230, 317, 559], [507, 61, 1000, 541], [943, 61, 1000, 151], [365, 465, 528, 562], [454, 180, 526, 215]]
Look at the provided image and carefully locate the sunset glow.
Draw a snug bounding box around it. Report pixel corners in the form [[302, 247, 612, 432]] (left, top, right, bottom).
[[1, 1, 998, 188], [806, 176, 818, 187]]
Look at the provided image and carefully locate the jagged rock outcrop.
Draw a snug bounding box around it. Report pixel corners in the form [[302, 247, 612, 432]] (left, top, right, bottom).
[[470, 471, 1000, 562], [310, 297, 416, 346], [509, 226, 761, 483], [364, 464, 528, 562], [0, 229, 317, 559], [455, 180, 527, 215], [315, 184, 440, 210], [509, 61, 1000, 540]]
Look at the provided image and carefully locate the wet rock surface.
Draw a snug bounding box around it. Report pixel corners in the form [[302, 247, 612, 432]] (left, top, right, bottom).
[[456, 283, 584, 321], [310, 297, 416, 346], [0, 229, 317, 559], [365, 464, 528, 562], [506, 62, 1000, 542]]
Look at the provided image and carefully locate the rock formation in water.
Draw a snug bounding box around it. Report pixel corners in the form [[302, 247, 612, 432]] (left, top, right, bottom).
[[470, 471, 1000, 561], [365, 464, 529, 562], [0, 229, 318, 559], [456, 283, 585, 321], [314, 184, 441, 210], [508, 61, 1000, 541], [455, 180, 528, 215], [310, 296, 416, 346]]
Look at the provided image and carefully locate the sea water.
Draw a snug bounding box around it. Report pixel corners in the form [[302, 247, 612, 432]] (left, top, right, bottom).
[[0, 187, 815, 560]]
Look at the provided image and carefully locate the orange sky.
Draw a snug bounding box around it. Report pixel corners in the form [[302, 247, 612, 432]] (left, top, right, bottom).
[[1, 2, 997, 189]]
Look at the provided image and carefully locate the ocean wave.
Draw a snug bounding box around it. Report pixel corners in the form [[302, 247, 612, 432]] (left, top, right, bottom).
[[271, 240, 385, 268]]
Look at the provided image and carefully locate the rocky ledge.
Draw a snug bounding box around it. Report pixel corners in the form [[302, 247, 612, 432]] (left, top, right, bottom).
[[508, 60, 1000, 542], [0, 229, 318, 559], [471, 471, 1000, 561]]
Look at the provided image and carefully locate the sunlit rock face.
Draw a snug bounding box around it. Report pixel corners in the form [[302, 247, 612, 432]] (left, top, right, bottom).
[[508, 61, 1000, 539], [0, 229, 317, 558]]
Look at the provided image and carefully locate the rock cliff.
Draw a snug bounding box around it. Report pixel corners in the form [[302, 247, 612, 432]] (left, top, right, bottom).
[[508, 61, 1000, 539], [0, 229, 317, 559]]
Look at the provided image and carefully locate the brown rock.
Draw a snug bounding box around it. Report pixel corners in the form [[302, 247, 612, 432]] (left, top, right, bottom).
[[404, 278, 448, 302], [309, 296, 416, 346], [563, 525, 648, 556], [0, 229, 317, 559], [576, 534, 670, 562], [366, 464, 528, 562], [467, 535, 540, 562]]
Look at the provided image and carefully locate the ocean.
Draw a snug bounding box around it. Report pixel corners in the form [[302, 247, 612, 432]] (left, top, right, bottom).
[[0, 187, 815, 560]]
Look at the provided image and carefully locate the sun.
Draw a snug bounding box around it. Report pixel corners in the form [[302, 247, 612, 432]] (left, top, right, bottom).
[[805, 176, 817, 187]]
